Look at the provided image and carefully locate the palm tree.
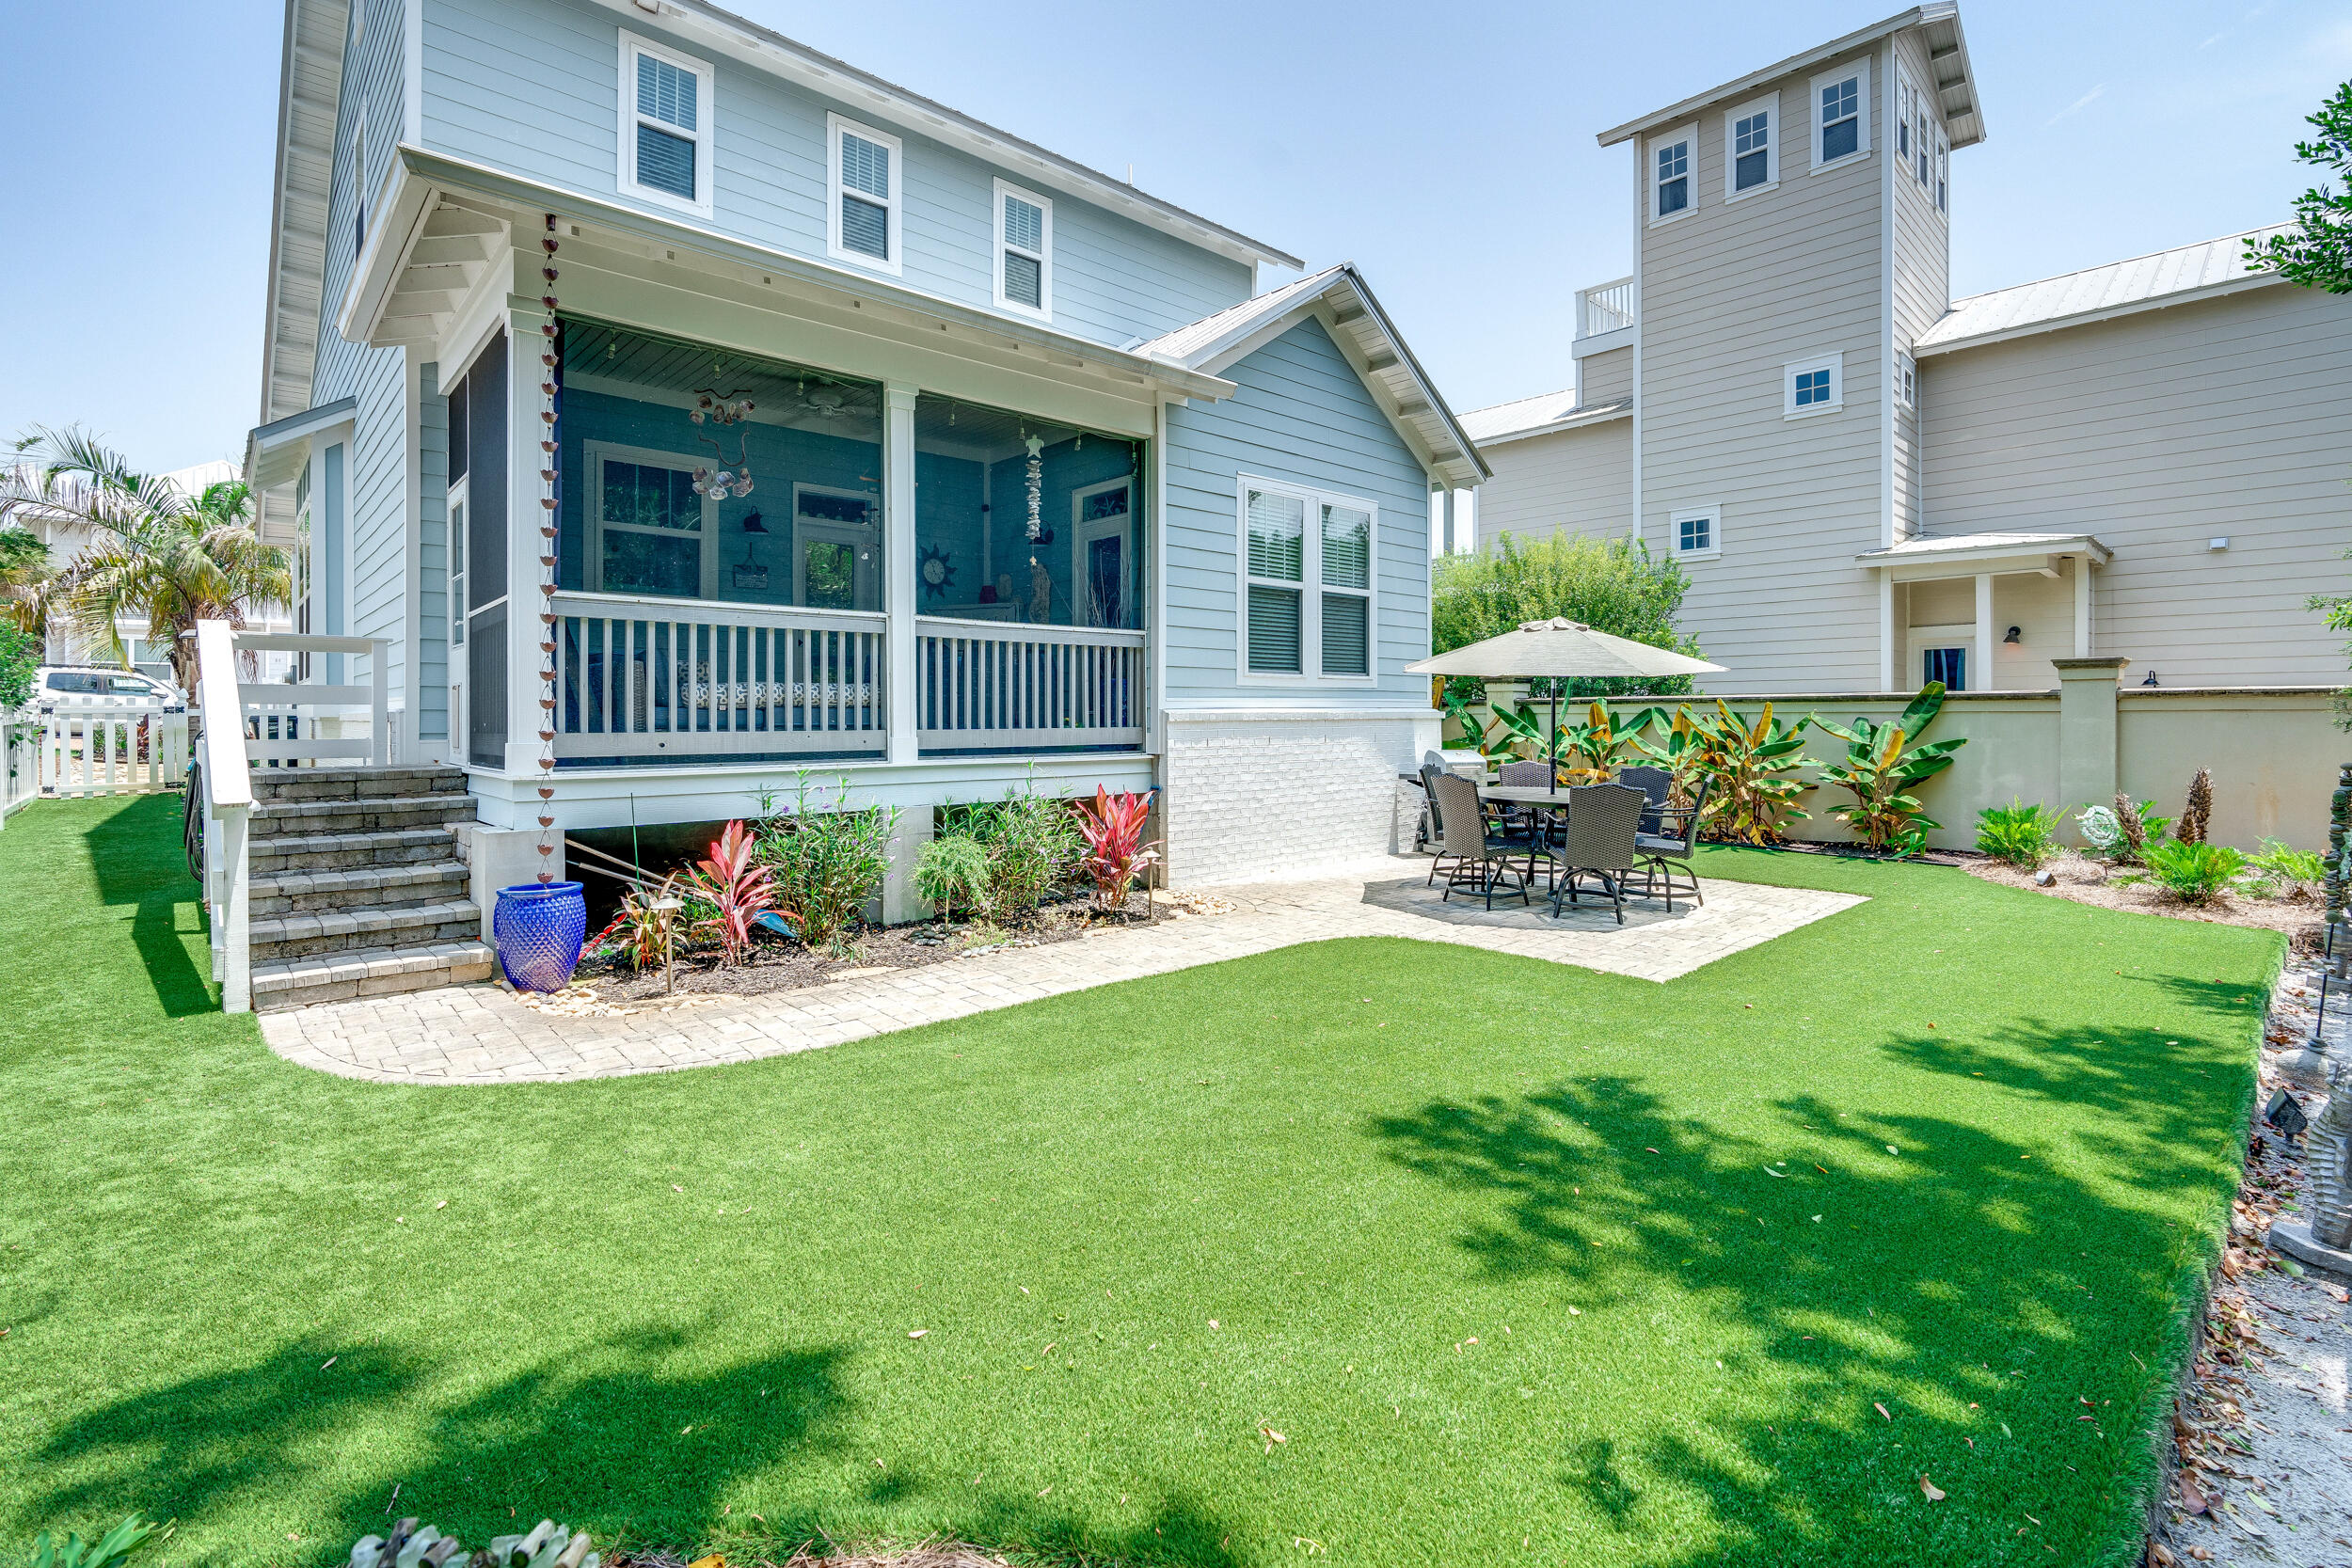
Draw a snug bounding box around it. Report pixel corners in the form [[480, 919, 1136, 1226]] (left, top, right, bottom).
[[0, 427, 290, 692]]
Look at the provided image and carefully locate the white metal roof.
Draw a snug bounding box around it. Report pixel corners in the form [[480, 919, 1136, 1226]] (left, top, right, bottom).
[[1915, 227, 2288, 355], [1458, 388, 1631, 447], [1856, 531, 2110, 568], [1131, 267, 1346, 364]]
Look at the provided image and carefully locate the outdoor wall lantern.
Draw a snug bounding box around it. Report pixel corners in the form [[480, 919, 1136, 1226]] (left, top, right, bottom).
[[2003, 626, 2021, 644]]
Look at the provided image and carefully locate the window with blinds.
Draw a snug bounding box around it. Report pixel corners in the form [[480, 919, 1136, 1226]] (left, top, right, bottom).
[[830, 115, 902, 272], [621, 35, 711, 214], [994, 182, 1052, 317], [1241, 482, 1378, 681]]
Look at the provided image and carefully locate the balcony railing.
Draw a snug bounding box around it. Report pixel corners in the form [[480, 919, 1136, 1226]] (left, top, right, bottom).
[[915, 617, 1146, 752], [552, 592, 886, 760], [1576, 277, 1636, 339]]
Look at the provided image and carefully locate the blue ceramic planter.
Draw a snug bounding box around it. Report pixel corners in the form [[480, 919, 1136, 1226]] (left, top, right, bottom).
[[493, 880, 586, 992]]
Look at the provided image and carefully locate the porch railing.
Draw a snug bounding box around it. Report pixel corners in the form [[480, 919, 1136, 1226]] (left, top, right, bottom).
[[1576, 276, 1636, 339], [914, 617, 1146, 752], [551, 592, 887, 760]]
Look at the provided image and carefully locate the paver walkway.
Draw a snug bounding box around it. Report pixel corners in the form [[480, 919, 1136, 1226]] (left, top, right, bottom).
[[260, 859, 1863, 1085]]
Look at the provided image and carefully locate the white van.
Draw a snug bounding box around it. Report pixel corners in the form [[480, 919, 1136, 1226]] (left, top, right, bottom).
[[32, 666, 188, 712]]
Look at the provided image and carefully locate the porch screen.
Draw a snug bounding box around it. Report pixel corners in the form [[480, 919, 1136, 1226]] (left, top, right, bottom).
[[453, 329, 507, 768]]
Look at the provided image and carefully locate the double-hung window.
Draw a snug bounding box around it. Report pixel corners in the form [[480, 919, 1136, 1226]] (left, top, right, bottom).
[[1650, 127, 1693, 222], [1812, 60, 1868, 168], [1933, 123, 1949, 213], [1725, 94, 1776, 197], [993, 180, 1052, 320], [619, 32, 713, 216], [1893, 350, 1917, 410], [1240, 478, 1377, 682], [828, 113, 903, 274], [1785, 353, 1844, 418]]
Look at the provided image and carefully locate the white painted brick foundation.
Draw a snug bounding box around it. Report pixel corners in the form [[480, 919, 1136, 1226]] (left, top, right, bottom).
[[1161, 707, 1440, 886]]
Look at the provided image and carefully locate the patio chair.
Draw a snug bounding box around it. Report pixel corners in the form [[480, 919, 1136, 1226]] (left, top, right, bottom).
[[1617, 765, 1672, 835], [1430, 772, 1547, 910], [1633, 778, 1712, 912], [1549, 782, 1646, 925], [1492, 758, 1560, 877], [1419, 763, 1470, 886]]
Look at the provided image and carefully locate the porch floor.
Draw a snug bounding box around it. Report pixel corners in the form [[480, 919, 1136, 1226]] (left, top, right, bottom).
[[259, 861, 1862, 1085]]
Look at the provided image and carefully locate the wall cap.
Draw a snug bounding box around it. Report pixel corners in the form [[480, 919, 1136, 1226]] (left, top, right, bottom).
[[2051, 657, 2130, 673]]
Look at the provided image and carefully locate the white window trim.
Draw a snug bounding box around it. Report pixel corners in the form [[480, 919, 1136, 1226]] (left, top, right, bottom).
[[827, 111, 904, 277], [1809, 58, 1871, 172], [992, 179, 1053, 323], [1784, 353, 1845, 419], [1723, 92, 1779, 202], [351, 104, 368, 259], [1647, 124, 1698, 227], [446, 474, 469, 650], [1234, 474, 1379, 688], [1069, 476, 1133, 627], [583, 438, 720, 600], [1669, 505, 1722, 562], [1893, 349, 1917, 411], [617, 30, 715, 220], [1933, 122, 1949, 214]]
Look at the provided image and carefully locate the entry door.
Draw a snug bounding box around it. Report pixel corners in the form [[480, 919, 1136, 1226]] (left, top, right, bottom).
[[1072, 478, 1133, 628]]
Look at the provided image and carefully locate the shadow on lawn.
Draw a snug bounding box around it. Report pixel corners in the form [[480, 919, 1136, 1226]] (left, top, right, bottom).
[[1367, 1013, 2250, 1564], [83, 793, 214, 1018], [29, 1318, 1243, 1568]]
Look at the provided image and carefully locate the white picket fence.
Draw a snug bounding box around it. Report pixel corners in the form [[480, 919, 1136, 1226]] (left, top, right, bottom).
[[1, 709, 37, 827], [30, 706, 192, 798]]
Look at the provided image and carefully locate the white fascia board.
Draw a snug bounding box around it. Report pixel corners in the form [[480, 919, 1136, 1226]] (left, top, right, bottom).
[[582, 0, 1301, 271], [359, 146, 1238, 404], [1914, 271, 2286, 356], [246, 396, 360, 492], [1470, 401, 1633, 450], [1597, 7, 1930, 148], [1571, 325, 1634, 359], [335, 150, 438, 345], [1855, 534, 2112, 573]]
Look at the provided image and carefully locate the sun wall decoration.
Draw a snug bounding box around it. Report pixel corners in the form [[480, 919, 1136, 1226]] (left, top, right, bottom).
[[917, 543, 957, 600]]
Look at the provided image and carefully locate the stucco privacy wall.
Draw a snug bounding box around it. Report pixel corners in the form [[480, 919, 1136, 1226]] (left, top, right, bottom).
[[1454, 684, 2342, 853], [1162, 711, 1439, 886]]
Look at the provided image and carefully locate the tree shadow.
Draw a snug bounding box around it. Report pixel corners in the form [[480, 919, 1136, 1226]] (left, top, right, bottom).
[[81, 793, 214, 1017], [1365, 1025, 2241, 1563]]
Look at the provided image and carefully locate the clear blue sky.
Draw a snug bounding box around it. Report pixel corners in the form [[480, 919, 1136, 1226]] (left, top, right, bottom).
[[2, 0, 2344, 474]]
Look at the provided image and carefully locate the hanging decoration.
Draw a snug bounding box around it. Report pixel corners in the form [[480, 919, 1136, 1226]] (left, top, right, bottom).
[[917, 543, 957, 600], [1023, 434, 1044, 542], [691, 426, 755, 499], [533, 215, 564, 881], [689, 362, 756, 426]]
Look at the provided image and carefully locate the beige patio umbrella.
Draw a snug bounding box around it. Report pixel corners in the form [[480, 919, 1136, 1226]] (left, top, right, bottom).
[[1406, 618, 1724, 758]]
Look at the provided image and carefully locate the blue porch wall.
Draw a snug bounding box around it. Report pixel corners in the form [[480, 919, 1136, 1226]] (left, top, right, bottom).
[[419, 0, 1256, 348], [1163, 316, 1432, 704]]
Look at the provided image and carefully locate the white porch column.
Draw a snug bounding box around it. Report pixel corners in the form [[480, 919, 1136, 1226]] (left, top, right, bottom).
[[1429, 485, 1450, 558], [1974, 572, 1995, 693], [505, 305, 547, 773], [883, 381, 919, 765], [2072, 555, 2092, 657], [1877, 572, 1896, 690]]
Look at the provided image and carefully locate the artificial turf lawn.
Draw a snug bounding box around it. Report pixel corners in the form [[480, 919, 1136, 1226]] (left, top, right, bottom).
[[0, 796, 2282, 1567]]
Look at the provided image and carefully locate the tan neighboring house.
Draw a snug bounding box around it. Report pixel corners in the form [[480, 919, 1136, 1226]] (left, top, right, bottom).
[[1465, 3, 2352, 700]]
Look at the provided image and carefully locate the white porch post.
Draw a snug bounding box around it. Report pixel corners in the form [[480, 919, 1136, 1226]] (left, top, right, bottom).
[[2072, 555, 2092, 657], [883, 382, 919, 765], [1974, 572, 1995, 693], [1877, 572, 1896, 691], [506, 303, 547, 774]]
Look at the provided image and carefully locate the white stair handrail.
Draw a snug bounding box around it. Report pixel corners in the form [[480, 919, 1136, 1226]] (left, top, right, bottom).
[[194, 620, 255, 1012]]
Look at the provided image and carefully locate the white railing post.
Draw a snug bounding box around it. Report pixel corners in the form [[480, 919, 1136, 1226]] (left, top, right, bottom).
[[196, 620, 257, 1013], [370, 645, 389, 766]]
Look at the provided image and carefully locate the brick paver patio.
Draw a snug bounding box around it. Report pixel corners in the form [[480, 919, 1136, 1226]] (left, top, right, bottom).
[[259, 859, 1863, 1085]]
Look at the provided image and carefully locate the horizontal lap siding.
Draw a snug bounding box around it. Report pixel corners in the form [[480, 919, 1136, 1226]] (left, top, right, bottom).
[[1921, 285, 2352, 685], [1475, 421, 1632, 548], [1579, 345, 1631, 405], [1164, 318, 1429, 704], [421, 0, 1252, 346], [1890, 30, 1948, 544], [1637, 45, 1888, 691]]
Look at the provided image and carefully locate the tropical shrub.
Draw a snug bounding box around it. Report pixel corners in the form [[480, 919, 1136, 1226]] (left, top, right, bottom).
[[955, 775, 1081, 919], [614, 879, 686, 971], [2249, 837, 2327, 889], [1560, 702, 1669, 783], [348, 1517, 599, 1568], [1074, 786, 1162, 912], [1810, 683, 1966, 854], [25, 1516, 155, 1568], [0, 621, 34, 709], [686, 821, 774, 965], [1629, 705, 1707, 809], [755, 773, 897, 951], [1975, 800, 2061, 866], [915, 830, 993, 921], [2142, 839, 2246, 904], [1431, 532, 1703, 703], [2177, 768, 2215, 844], [1687, 702, 1813, 845]]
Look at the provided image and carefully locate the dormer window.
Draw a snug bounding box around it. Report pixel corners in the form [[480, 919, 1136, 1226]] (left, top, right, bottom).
[[619, 32, 713, 217], [828, 113, 903, 275], [1726, 93, 1776, 198], [1650, 128, 1694, 222], [993, 181, 1052, 320], [1812, 61, 1868, 167]]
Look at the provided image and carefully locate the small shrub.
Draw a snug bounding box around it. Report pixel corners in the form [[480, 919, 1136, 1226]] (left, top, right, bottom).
[[615, 879, 686, 971], [956, 773, 1081, 919], [2248, 837, 2326, 894], [26, 1515, 155, 1568], [1073, 785, 1162, 912], [755, 773, 898, 952], [686, 821, 774, 966], [2177, 768, 2214, 844], [2143, 839, 2245, 904], [0, 622, 36, 710], [915, 831, 993, 921], [1976, 800, 2061, 866]]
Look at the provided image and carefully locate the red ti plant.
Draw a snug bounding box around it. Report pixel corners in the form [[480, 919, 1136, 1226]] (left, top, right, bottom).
[[1073, 786, 1161, 914], [689, 819, 777, 965]]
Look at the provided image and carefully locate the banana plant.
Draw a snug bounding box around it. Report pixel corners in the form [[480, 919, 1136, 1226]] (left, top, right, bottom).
[[1688, 701, 1815, 846], [1559, 702, 1664, 782], [1438, 689, 1530, 764], [1810, 682, 1966, 854], [1629, 706, 1705, 807]]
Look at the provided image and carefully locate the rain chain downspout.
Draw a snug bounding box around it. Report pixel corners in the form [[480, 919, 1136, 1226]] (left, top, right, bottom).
[[533, 214, 564, 879]]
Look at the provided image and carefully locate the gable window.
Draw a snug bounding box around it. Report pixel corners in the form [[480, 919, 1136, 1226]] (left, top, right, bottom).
[[1726, 94, 1776, 197], [1670, 506, 1720, 561], [828, 113, 902, 274], [1240, 477, 1378, 683], [1784, 353, 1844, 418], [1923, 646, 1966, 690], [618, 32, 713, 216], [993, 180, 1052, 320], [1650, 129, 1693, 222], [1812, 60, 1868, 168], [1894, 350, 1917, 410]]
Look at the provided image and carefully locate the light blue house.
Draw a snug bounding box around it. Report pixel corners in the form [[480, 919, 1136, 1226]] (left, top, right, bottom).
[[244, 0, 1486, 903]]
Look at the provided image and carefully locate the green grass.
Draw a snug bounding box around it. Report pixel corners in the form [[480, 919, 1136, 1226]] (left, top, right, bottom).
[[0, 797, 2281, 1567]]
